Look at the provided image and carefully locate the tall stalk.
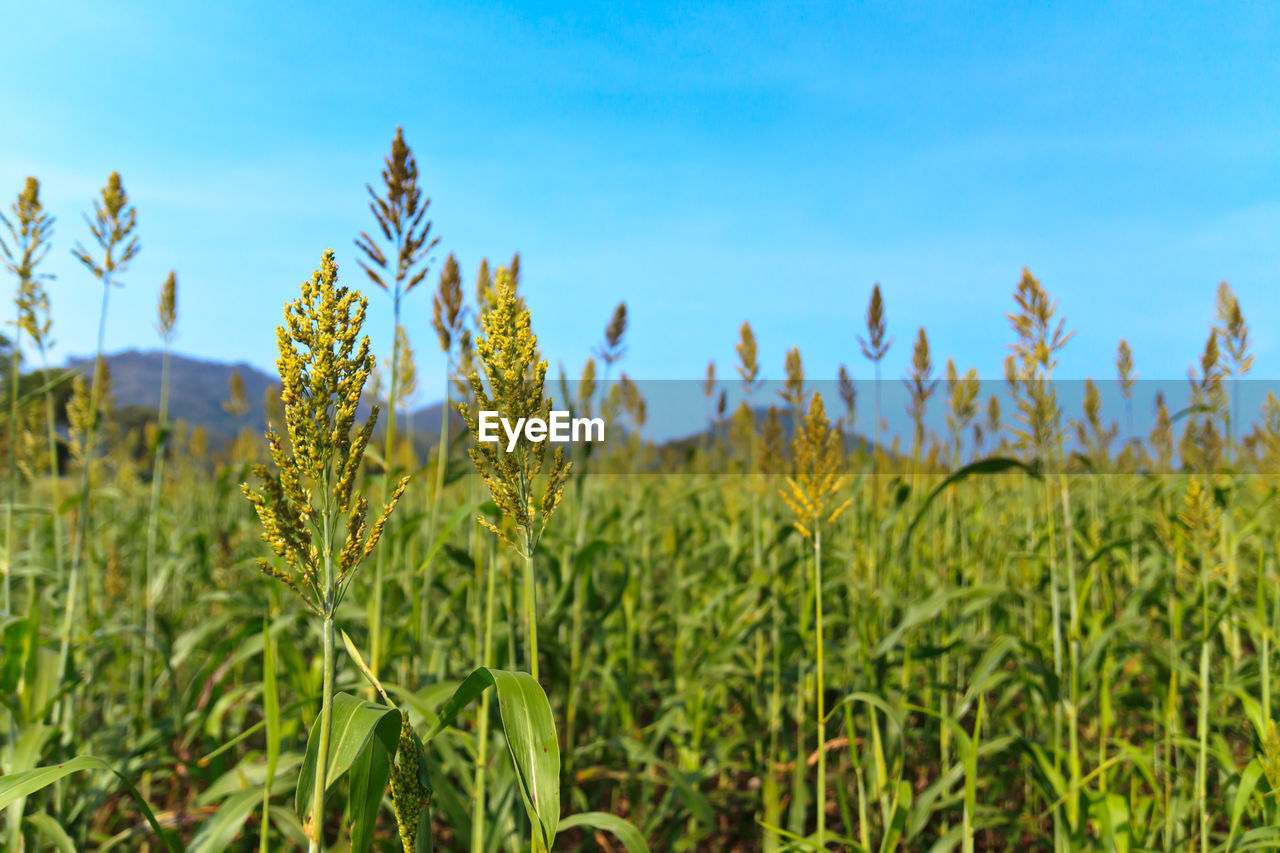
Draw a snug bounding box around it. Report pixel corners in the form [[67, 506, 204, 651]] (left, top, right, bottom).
[[2, 178, 56, 615], [242, 251, 407, 853], [457, 265, 569, 675], [1177, 477, 1218, 853], [39, 359, 64, 585], [430, 382, 450, 534], [355, 126, 438, 681], [1006, 268, 1073, 842], [313, 546, 337, 853], [142, 272, 176, 719], [457, 264, 571, 853], [522, 532, 540, 681], [564, 356, 601, 762], [472, 543, 498, 853], [859, 285, 890, 592], [427, 253, 465, 651], [59, 172, 139, 708], [3, 302, 17, 615], [781, 393, 849, 847], [1058, 470, 1081, 831], [812, 522, 826, 845]]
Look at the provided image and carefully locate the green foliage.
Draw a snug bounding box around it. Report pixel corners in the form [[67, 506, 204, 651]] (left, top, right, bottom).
[[426, 667, 561, 851], [0, 756, 179, 852], [11, 158, 1280, 853]]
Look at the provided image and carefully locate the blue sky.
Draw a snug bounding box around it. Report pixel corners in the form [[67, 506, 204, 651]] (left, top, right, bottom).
[[2, 1, 1279, 409]]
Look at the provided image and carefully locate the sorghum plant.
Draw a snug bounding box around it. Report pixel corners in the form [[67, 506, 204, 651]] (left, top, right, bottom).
[[458, 266, 571, 679], [61, 172, 139, 703], [242, 249, 407, 852], [355, 126, 438, 681], [780, 392, 851, 848], [1, 177, 55, 615]]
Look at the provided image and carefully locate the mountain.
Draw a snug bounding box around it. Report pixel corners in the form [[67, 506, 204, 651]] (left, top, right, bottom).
[[58, 352, 879, 463], [659, 405, 877, 456], [67, 350, 276, 442], [65, 349, 464, 448]]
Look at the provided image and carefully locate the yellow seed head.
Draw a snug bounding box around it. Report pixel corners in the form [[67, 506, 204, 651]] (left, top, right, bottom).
[[395, 325, 419, 402], [859, 283, 891, 362], [757, 405, 785, 477], [71, 172, 140, 282], [390, 712, 432, 852], [1214, 281, 1253, 376], [595, 301, 628, 367], [459, 267, 571, 551], [779, 347, 805, 411], [243, 250, 407, 612], [157, 271, 177, 342], [837, 365, 856, 427], [1263, 720, 1280, 789], [736, 321, 759, 389], [1116, 339, 1135, 398], [432, 253, 464, 352], [578, 357, 597, 418], [780, 393, 849, 536], [224, 370, 249, 418], [3, 177, 56, 354]]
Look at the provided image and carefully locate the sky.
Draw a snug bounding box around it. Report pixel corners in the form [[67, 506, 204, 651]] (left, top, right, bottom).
[[2, 1, 1279, 415]]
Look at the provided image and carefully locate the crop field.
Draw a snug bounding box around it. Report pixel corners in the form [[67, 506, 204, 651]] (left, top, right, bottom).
[[5, 138, 1280, 853]]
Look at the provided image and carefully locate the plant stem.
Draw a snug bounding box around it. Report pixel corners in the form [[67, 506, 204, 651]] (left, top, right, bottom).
[[1261, 549, 1270, 724], [814, 522, 825, 847], [1197, 540, 1210, 853], [1059, 472, 1080, 833], [310, 614, 336, 853], [371, 284, 402, 685], [430, 381, 450, 545], [57, 276, 111, 729], [523, 532, 539, 682], [260, 615, 279, 853], [39, 352, 64, 590], [311, 474, 338, 853], [522, 529, 540, 853], [420, 378, 450, 660], [142, 344, 171, 721], [764, 528, 783, 852], [4, 313, 18, 615], [472, 544, 497, 853]]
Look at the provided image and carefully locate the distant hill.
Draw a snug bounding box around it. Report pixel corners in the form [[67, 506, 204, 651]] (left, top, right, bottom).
[[65, 349, 464, 448], [60, 351, 882, 463], [659, 405, 877, 457], [67, 350, 276, 442]]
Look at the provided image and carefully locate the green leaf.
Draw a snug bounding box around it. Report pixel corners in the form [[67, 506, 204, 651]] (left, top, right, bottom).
[[4, 723, 57, 850], [756, 820, 865, 851], [425, 667, 560, 851], [414, 500, 483, 573], [559, 811, 649, 853], [0, 755, 179, 853], [877, 781, 912, 853], [612, 737, 714, 828], [24, 812, 77, 853], [899, 456, 1041, 554], [188, 789, 261, 853], [1091, 793, 1130, 853], [1171, 402, 1214, 424], [348, 726, 394, 853], [875, 586, 1003, 658], [294, 692, 400, 825], [1230, 758, 1265, 845]]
